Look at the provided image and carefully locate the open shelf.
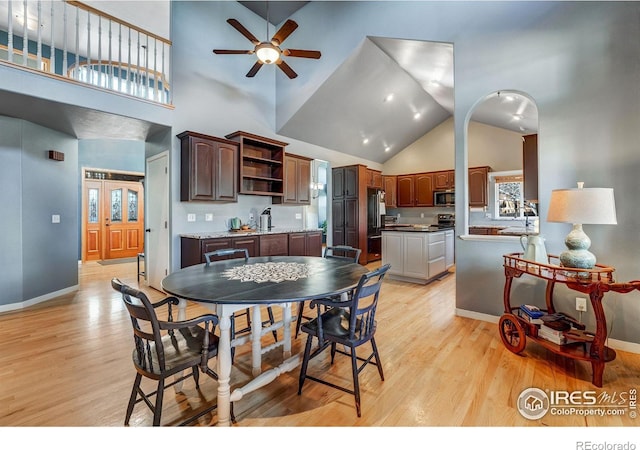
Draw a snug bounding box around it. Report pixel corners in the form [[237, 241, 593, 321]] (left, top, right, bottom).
[[226, 131, 288, 196]]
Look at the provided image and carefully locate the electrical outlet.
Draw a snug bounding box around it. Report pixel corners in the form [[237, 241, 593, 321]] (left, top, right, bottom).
[[187, 213, 196, 222], [249, 213, 254, 221], [576, 297, 587, 312], [295, 213, 302, 219], [205, 213, 213, 222]]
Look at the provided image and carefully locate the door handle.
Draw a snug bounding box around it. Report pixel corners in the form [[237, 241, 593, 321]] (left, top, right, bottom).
[[145, 228, 151, 233]]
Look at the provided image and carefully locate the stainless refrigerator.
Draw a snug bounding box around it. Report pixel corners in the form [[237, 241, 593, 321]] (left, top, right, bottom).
[[366, 188, 386, 262]]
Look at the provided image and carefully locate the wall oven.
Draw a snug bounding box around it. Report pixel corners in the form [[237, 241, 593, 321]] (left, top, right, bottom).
[[434, 191, 455, 207]]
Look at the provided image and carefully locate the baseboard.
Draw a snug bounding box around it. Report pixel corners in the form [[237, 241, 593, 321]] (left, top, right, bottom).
[[0, 285, 79, 314], [455, 308, 640, 355]]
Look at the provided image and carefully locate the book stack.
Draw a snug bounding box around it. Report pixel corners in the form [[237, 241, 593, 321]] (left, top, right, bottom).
[[518, 304, 545, 325], [538, 324, 567, 345]]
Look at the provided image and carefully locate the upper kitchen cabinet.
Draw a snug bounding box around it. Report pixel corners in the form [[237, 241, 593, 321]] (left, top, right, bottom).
[[366, 169, 383, 189], [225, 131, 288, 197], [433, 170, 454, 190], [523, 134, 538, 202], [273, 153, 312, 205], [383, 175, 397, 208], [177, 131, 239, 202], [397, 173, 434, 207], [469, 166, 491, 207], [332, 165, 360, 200]]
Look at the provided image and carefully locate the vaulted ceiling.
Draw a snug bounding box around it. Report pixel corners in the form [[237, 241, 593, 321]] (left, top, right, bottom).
[[0, 1, 537, 161]]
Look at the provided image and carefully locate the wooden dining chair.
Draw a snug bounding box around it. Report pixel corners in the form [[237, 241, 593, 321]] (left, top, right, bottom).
[[112, 278, 219, 426], [204, 248, 278, 361], [297, 264, 390, 417], [295, 245, 362, 338]]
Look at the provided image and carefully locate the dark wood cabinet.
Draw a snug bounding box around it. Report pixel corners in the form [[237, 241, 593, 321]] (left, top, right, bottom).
[[273, 153, 311, 205], [383, 175, 397, 208], [331, 165, 367, 264], [288, 231, 322, 257], [397, 173, 434, 207], [177, 131, 238, 202], [433, 170, 454, 190], [523, 134, 538, 203], [332, 165, 359, 200], [305, 231, 323, 256], [225, 131, 288, 197], [181, 232, 322, 268], [259, 233, 288, 256], [180, 235, 260, 268], [469, 166, 490, 207]]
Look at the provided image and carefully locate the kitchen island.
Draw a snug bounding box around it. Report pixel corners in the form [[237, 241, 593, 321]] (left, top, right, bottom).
[[381, 226, 454, 284]]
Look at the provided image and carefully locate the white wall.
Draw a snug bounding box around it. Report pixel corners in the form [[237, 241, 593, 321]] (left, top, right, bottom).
[[383, 117, 522, 175]]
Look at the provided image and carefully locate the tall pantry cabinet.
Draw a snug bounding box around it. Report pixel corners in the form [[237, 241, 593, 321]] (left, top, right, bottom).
[[331, 164, 367, 264]]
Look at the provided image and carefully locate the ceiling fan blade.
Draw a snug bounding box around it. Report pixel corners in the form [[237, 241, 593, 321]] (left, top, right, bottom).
[[227, 18, 259, 45], [276, 59, 298, 79], [270, 20, 298, 46], [283, 49, 321, 59], [246, 61, 263, 77], [213, 49, 254, 55]]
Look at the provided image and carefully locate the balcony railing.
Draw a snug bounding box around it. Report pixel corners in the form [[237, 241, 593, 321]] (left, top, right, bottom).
[[0, 0, 171, 105]]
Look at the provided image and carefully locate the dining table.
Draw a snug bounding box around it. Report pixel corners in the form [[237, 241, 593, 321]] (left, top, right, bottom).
[[161, 255, 369, 426]]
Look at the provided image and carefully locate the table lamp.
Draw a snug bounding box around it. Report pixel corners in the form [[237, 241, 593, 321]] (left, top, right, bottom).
[[546, 182, 617, 269]]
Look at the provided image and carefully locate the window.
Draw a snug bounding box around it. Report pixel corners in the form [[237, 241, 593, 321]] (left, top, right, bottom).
[[491, 171, 537, 220]]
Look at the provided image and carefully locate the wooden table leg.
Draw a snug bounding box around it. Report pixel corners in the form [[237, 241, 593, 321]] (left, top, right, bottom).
[[591, 361, 604, 388]]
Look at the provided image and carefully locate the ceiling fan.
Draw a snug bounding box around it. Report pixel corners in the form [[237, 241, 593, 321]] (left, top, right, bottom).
[[213, 15, 321, 79]]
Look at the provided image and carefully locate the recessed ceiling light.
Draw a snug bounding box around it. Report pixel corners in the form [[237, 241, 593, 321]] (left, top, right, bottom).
[[429, 80, 441, 87], [513, 114, 523, 121], [362, 138, 369, 145], [384, 94, 394, 103], [384, 146, 391, 152], [413, 112, 422, 120], [505, 95, 515, 102]]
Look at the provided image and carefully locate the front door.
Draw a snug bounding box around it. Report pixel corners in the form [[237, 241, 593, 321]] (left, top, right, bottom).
[[104, 181, 144, 259], [82, 170, 144, 262]]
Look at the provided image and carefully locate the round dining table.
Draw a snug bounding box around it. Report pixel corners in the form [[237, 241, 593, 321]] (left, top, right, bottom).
[[161, 255, 368, 426]]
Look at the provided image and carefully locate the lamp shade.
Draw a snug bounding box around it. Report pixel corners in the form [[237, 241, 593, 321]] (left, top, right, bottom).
[[547, 187, 617, 225], [255, 43, 280, 64]]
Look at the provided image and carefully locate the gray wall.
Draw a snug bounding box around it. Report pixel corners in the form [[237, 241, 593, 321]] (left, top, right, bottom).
[[0, 117, 78, 306]]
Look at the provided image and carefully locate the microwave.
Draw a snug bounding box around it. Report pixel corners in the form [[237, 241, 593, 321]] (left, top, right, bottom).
[[434, 191, 455, 206]]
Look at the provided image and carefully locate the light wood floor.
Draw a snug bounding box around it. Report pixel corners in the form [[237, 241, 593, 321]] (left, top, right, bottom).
[[1, 260, 639, 429]]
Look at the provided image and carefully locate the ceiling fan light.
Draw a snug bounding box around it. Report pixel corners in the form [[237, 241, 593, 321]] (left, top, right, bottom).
[[255, 43, 281, 64]]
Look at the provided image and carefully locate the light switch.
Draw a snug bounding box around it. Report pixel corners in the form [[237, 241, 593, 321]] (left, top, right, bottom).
[[295, 213, 302, 219], [52, 214, 60, 223], [205, 213, 213, 222], [187, 214, 196, 222]]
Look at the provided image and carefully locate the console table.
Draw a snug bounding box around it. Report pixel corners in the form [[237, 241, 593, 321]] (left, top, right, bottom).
[[501, 253, 640, 387]]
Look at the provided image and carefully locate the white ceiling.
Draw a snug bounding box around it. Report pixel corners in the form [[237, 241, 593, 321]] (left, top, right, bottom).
[[0, 1, 538, 152]]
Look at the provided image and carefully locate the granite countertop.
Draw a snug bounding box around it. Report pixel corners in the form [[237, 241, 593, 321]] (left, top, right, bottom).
[[497, 226, 538, 236], [181, 228, 322, 239], [381, 225, 453, 232]]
